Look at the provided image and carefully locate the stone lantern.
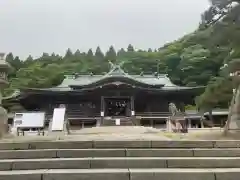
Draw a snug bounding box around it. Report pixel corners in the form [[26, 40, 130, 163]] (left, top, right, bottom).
[[221, 59, 240, 133], [0, 53, 9, 87], [0, 53, 10, 137]]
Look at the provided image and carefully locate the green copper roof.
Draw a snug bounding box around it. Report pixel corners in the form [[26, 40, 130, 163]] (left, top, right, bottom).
[[41, 62, 204, 92], [58, 74, 177, 87], [57, 63, 177, 88], [7, 63, 204, 95]]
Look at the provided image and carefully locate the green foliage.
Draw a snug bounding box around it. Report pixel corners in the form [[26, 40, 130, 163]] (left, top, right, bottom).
[[185, 105, 197, 110]]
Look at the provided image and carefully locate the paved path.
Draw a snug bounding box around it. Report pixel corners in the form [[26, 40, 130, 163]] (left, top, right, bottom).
[[2, 126, 171, 142]]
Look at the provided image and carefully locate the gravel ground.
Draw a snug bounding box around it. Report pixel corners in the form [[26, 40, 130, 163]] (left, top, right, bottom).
[[2, 126, 239, 142], [1, 126, 171, 142]]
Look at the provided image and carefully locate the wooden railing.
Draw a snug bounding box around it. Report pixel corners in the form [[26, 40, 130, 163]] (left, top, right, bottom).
[[45, 109, 100, 122]]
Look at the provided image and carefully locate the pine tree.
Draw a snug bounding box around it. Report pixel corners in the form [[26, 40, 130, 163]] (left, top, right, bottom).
[[12, 56, 23, 70], [95, 46, 105, 61], [26, 55, 33, 61], [5, 53, 14, 63], [87, 48, 94, 57], [74, 49, 81, 57], [105, 46, 117, 62], [127, 44, 134, 52], [117, 48, 126, 57], [148, 48, 153, 52], [64, 48, 73, 59], [24, 55, 34, 66]]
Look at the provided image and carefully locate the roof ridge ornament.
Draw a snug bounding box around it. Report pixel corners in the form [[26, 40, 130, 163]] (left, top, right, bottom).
[[108, 61, 127, 76], [108, 61, 125, 69]]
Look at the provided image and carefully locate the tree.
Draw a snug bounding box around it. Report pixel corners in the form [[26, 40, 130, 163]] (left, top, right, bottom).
[[201, 0, 239, 27], [148, 48, 153, 53], [24, 55, 34, 66], [5, 53, 14, 63], [26, 55, 33, 62], [6, 54, 23, 72], [87, 49, 94, 57], [64, 48, 73, 59], [164, 53, 183, 84], [127, 44, 134, 52], [11, 56, 23, 71], [105, 46, 117, 62], [177, 45, 212, 86], [117, 48, 126, 58], [95, 46, 105, 61], [74, 49, 81, 57], [5, 53, 17, 79]]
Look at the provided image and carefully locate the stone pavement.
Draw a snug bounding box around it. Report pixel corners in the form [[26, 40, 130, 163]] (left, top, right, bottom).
[[5, 126, 171, 142]]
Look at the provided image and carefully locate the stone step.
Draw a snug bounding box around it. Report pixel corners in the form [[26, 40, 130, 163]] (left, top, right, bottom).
[[102, 119, 134, 126], [1, 168, 240, 180], [0, 157, 240, 170], [2, 140, 240, 150], [1, 148, 240, 159]]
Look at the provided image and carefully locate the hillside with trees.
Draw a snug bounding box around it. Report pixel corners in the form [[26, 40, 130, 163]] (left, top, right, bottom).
[[4, 0, 240, 111]]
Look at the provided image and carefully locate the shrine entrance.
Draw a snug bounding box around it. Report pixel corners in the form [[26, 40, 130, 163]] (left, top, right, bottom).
[[102, 96, 133, 117]]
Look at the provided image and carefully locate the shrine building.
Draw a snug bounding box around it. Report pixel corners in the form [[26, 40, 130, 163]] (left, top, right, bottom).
[[4, 63, 204, 128]]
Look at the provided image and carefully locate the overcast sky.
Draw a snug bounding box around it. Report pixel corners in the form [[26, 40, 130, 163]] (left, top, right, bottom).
[[0, 0, 210, 59]]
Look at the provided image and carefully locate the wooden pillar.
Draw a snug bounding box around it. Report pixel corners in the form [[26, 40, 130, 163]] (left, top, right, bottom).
[[150, 119, 153, 127], [188, 118, 192, 128], [131, 96, 135, 116], [99, 96, 105, 126], [200, 119, 204, 128], [180, 102, 185, 112]]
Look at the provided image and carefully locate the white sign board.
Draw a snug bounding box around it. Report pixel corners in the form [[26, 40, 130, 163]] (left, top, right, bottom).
[[51, 108, 66, 131], [13, 112, 45, 128], [131, 111, 135, 116], [115, 119, 120, 126]]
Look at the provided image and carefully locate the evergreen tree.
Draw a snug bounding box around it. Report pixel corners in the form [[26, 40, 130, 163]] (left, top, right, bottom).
[[95, 46, 105, 61], [87, 48, 94, 57], [64, 48, 73, 59], [74, 49, 81, 57], [148, 48, 153, 52], [5, 53, 14, 63], [12, 56, 23, 70], [23, 55, 34, 67], [5, 53, 17, 78], [127, 44, 134, 52], [117, 48, 126, 57], [26, 55, 33, 62], [105, 46, 117, 62]]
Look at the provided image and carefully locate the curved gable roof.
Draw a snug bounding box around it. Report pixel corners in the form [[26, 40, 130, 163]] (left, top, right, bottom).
[[58, 65, 177, 88]]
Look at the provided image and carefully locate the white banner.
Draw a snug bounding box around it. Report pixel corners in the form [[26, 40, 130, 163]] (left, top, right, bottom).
[[51, 108, 66, 131], [115, 119, 120, 125]]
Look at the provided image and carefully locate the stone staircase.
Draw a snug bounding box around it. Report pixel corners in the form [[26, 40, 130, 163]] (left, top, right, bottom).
[[102, 117, 134, 126], [0, 140, 240, 179]]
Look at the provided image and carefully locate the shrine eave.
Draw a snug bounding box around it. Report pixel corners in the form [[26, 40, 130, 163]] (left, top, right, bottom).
[[17, 85, 205, 94], [2, 86, 205, 105]]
